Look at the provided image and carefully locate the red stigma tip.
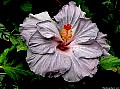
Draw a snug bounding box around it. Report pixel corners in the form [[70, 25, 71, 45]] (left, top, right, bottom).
[[64, 24, 71, 30]]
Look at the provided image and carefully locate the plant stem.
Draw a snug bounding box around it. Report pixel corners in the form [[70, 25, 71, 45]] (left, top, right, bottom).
[[56, 0, 62, 6], [115, 0, 118, 9]]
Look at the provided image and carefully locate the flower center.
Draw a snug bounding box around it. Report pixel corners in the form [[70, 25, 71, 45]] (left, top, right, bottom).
[[61, 24, 73, 44], [57, 24, 73, 51]]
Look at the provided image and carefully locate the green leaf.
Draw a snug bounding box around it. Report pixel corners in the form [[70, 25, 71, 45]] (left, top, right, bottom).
[[10, 36, 27, 51], [75, 0, 84, 5], [16, 44, 27, 52], [20, 1, 32, 12], [0, 23, 11, 41], [0, 23, 4, 28], [117, 66, 120, 74], [2, 62, 32, 80], [3, 0, 11, 5], [115, 24, 120, 33], [100, 55, 120, 70], [106, 14, 113, 21], [81, 5, 94, 18], [0, 23, 5, 31], [102, 0, 112, 5], [102, 0, 114, 11], [0, 33, 2, 39], [10, 36, 22, 45], [0, 46, 15, 63], [10, 36, 20, 45]]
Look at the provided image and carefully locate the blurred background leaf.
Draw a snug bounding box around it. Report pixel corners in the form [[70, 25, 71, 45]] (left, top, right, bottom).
[[20, 1, 32, 12], [0, 23, 10, 41], [3, 0, 11, 6], [102, 0, 114, 11], [115, 24, 120, 33]]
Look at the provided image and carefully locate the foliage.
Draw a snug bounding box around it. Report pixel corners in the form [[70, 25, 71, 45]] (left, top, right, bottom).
[[102, 0, 114, 11], [0, 45, 15, 63], [3, 62, 32, 80], [100, 55, 120, 72], [75, 0, 94, 18], [20, 1, 32, 12], [0, 23, 10, 41], [0, 22, 30, 88], [0, 46, 32, 80], [102, 0, 120, 33], [10, 35, 27, 52], [3, 0, 11, 5]]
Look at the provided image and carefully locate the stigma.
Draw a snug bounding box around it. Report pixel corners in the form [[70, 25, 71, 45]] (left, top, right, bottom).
[[61, 24, 73, 44]]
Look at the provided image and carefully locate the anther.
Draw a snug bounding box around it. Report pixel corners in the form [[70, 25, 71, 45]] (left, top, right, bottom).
[[61, 24, 73, 43]]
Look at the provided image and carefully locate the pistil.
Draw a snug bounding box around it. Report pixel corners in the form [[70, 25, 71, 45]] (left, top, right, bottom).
[[57, 24, 73, 51], [61, 24, 72, 44]]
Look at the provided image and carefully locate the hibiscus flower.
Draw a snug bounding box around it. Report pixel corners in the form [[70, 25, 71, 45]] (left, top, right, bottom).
[[19, 1, 110, 82]]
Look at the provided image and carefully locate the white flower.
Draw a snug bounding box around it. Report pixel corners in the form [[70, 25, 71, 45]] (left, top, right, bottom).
[[19, 1, 110, 82]]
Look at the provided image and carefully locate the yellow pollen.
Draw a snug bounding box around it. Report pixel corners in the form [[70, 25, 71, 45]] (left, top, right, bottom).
[[61, 28, 73, 43]]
